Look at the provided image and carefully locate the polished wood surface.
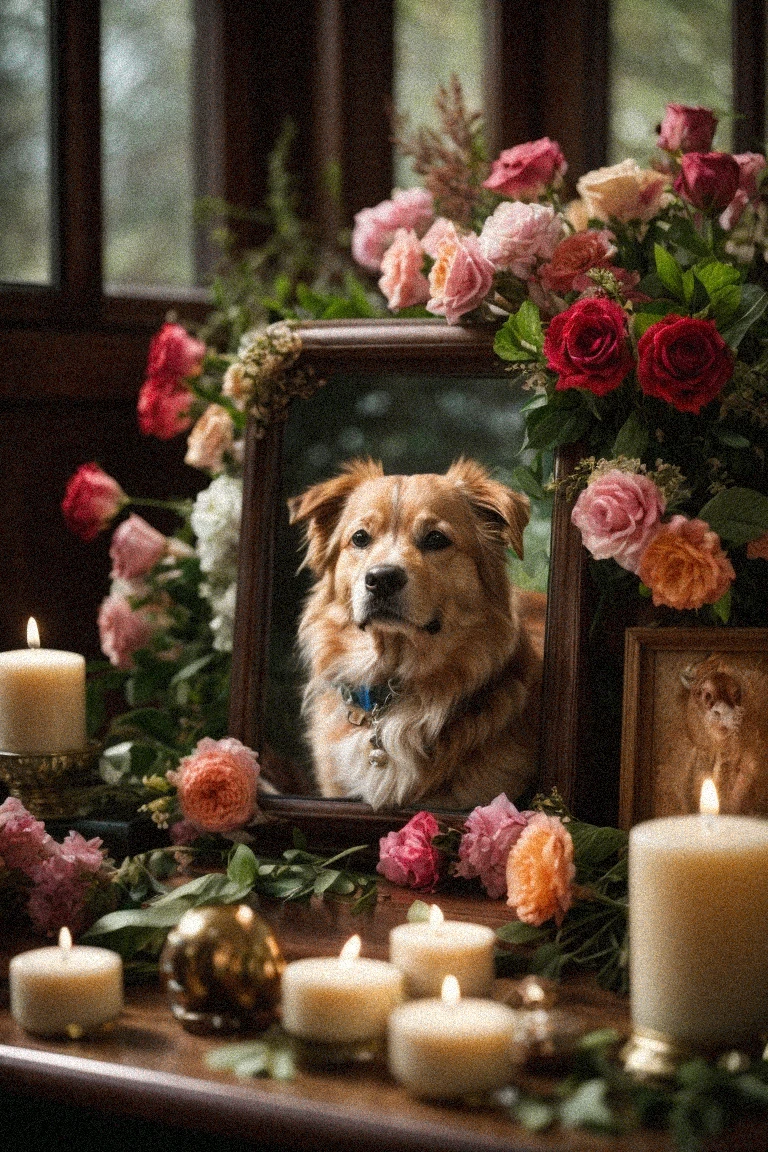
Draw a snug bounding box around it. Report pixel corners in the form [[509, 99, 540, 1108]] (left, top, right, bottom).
[[0, 888, 668, 1152]]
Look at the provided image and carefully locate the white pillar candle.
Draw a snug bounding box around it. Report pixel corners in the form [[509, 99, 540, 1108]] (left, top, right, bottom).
[[10, 928, 124, 1037], [388, 975, 521, 1098], [389, 904, 496, 998], [0, 619, 86, 754], [281, 935, 405, 1043], [629, 781, 768, 1049]]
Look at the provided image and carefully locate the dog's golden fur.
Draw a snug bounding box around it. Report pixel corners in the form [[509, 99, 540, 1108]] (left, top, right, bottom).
[[288, 458, 545, 810]]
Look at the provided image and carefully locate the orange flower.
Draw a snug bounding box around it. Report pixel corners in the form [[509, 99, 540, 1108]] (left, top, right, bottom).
[[638, 515, 735, 610], [168, 737, 259, 833], [747, 532, 768, 561], [506, 813, 575, 927]]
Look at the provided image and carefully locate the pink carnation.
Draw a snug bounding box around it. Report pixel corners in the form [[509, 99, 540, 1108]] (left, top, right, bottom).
[[377, 811, 442, 891], [168, 737, 259, 833], [378, 228, 430, 311], [483, 137, 567, 201], [97, 593, 158, 670], [351, 188, 434, 272], [571, 470, 666, 574], [109, 514, 167, 581], [427, 224, 494, 324], [0, 796, 54, 876], [479, 201, 562, 278], [506, 813, 575, 927], [455, 794, 529, 899]]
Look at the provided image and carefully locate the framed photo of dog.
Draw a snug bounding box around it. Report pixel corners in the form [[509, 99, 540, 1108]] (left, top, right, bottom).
[[620, 628, 768, 829], [228, 319, 591, 846]]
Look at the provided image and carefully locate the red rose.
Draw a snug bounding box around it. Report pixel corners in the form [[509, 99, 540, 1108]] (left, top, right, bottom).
[[62, 463, 127, 541], [637, 314, 733, 414], [543, 297, 633, 396], [137, 375, 194, 439], [657, 104, 718, 153], [483, 137, 567, 201], [673, 152, 741, 211], [146, 322, 206, 380]]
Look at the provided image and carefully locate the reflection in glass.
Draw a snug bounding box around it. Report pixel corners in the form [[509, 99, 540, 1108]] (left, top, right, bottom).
[[610, 0, 732, 163], [266, 375, 551, 788], [101, 0, 195, 288], [393, 0, 483, 187], [0, 0, 51, 284]]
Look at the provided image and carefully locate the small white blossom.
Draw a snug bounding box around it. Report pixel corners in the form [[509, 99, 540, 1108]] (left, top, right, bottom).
[[190, 475, 242, 583]]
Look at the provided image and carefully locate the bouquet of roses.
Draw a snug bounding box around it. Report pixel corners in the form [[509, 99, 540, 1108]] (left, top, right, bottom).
[[354, 90, 768, 625]]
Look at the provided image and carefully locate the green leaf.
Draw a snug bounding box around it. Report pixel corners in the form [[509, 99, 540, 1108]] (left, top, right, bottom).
[[510, 465, 548, 502], [515, 1099, 555, 1131], [654, 244, 684, 299], [711, 588, 732, 623], [406, 899, 433, 923], [568, 821, 627, 871], [292, 827, 308, 851], [612, 411, 649, 459], [227, 844, 258, 889], [494, 301, 544, 362], [698, 486, 768, 544], [560, 1080, 618, 1133], [312, 870, 341, 895], [525, 406, 592, 451], [632, 302, 682, 337], [715, 429, 751, 449], [721, 283, 768, 349], [169, 654, 215, 684], [496, 920, 549, 945], [112, 708, 178, 746]]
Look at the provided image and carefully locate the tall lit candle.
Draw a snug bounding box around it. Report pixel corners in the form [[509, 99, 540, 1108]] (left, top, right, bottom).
[[389, 904, 496, 998], [629, 779, 768, 1049], [0, 618, 86, 753]]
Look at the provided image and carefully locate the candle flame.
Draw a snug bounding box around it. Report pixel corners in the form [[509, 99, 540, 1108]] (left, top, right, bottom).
[[428, 904, 445, 927], [441, 975, 460, 1006], [58, 927, 73, 952], [700, 777, 720, 816], [339, 934, 362, 964], [26, 618, 41, 649]]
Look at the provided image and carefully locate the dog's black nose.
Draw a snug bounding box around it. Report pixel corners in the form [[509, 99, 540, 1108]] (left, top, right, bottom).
[[364, 565, 407, 597]]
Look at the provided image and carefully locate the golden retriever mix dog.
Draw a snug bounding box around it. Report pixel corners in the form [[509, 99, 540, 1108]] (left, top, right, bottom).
[[288, 458, 545, 810]]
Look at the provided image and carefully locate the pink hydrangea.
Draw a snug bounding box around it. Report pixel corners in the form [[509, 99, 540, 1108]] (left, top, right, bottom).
[[478, 201, 563, 278], [378, 228, 430, 311], [351, 188, 434, 272], [426, 224, 494, 324], [454, 794, 529, 899], [109, 514, 167, 581], [571, 470, 666, 574], [377, 811, 442, 891], [27, 832, 106, 937], [0, 796, 54, 875]]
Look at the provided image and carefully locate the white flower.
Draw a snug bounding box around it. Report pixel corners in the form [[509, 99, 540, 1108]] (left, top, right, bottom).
[[203, 581, 238, 652], [190, 475, 242, 582]]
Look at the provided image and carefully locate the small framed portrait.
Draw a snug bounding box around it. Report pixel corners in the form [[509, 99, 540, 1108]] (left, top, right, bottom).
[[620, 627, 768, 828]]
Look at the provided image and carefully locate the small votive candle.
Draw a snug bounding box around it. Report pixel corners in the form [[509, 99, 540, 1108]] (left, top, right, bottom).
[[10, 928, 124, 1037], [389, 904, 496, 998], [281, 935, 404, 1044], [388, 975, 521, 1099]]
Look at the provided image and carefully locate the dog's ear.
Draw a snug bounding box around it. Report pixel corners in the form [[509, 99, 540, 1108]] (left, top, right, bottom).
[[288, 459, 384, 574], [447, 457, 530, 559]]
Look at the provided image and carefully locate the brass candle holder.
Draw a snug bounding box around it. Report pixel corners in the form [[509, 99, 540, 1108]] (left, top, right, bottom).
[[622, 1026, 765, 1081], [0, 742, 102, 820]]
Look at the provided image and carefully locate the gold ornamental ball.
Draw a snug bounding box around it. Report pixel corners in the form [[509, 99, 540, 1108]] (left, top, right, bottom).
[[160, 904, 286, 1034]]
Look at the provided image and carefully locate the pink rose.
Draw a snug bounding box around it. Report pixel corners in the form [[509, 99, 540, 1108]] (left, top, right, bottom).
[[62, 463, 128, 542], [351, 188, 434, 272], [167, 737, 260, 833], [674, 152, 741, 212], [720, 153, 767, 229], [421, 216, 455, 259], [483, 137, 567, 201], [657, 104, 718, 153], [137, 375, 194, 440], [146, 322, 206, 381], [97, 593, 158, 669], [109, 514, 167, 581], [184, 403, 235, 473], [571, 470, 666, 574], [0, 796, 54, 875], [426, 224, 494, 323], [378, 228, 430, 311], [455, 794, 529, 899], [377, 811, 442, 891], [479, 201, 563, 278]]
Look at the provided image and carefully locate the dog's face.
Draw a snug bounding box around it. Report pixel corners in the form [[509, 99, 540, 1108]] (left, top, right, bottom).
[[288, 458, 530, 647]]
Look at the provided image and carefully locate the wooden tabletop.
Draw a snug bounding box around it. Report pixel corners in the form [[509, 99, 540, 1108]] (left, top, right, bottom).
[[0, 887, 671, 1152]]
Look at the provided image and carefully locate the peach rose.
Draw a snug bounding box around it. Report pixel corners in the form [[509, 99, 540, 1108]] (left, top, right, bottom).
[[506, 813, 575, 927], [747, 532, 768, 560], [168, 737, 260, 833], [478, 201, 563, 278], [185, 404, 235, 473], [638, 515, 735, 610], [427, 223, 494, 323], [565, 198, 590, 232], [577, 159, 668, 224], [97, 593, 159, 669], [378, 228, 430, 311], [571, 470, 665, 574], [351, 188, 434, 272], [222, 363, 251, 410], [109, 514, 167, 581]]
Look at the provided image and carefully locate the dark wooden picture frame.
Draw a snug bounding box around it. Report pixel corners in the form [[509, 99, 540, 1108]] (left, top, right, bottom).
[[227, 319, 590, 848], [620, 627, 768, 829]]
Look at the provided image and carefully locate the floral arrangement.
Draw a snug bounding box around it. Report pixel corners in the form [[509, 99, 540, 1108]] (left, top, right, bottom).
[[353, 91, 768, 625], [0, 796, 115, 936]]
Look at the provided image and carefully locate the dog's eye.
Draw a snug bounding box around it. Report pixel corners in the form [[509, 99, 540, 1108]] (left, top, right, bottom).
[[420, 530, 452, 551], [351, 529, 372, 548]]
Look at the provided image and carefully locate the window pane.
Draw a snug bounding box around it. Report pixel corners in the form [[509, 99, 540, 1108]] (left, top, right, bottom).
[[393, 0, 483, 187], [0, 0, 51, 284], [610, 0, 732, 163], [102, 0, 196, 288]]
